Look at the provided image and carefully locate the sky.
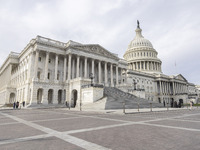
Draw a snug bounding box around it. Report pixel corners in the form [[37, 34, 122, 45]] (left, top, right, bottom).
[[0, 0, 200, 85]]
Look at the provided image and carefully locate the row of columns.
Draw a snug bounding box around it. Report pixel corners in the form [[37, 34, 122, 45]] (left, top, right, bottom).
[[129, 61, 161, 72], [173, 82, 188, 95], [159, 81, 188, 95], [34, 51, 124, 86]]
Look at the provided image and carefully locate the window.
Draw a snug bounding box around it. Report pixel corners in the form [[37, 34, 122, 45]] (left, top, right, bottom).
[[58, 60, 60, 65], [49, 59, 51, 63], [57, 73, 59, 80], [37, 71, 40, 79], [48, 73, 50, 79], [38, 57, 42, 62]]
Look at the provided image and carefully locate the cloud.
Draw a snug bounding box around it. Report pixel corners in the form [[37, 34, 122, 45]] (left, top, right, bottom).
[[0, 0, 200, 85]]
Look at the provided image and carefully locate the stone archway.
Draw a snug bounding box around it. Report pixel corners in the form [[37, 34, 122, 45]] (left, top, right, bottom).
[[179, 99, 183, 108], [170, 98, 174, 107], [37, 88, 43, 104], [71, 89, 78, 108], [9, 93, 16, 103], [58, 90, 62, 104], [48, 89, 53, 104]]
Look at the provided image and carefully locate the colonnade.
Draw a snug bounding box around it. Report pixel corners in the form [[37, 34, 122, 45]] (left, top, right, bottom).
[[158, 81, 188, 95], [129, 61, 161, 72], [34, 50, 126, 86]]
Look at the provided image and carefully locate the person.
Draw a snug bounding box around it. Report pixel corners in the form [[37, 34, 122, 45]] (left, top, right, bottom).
[[163, 100, 165, 107], [22, 101, 25, 107], [16, 101, 19, 109], [13, 102, 16, 109], [190, 101, 193, 110]]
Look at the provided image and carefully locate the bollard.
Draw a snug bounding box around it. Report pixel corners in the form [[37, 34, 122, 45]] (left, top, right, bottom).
[[138, 103, 140, 112], [167, 103, 169, 111], [123, 102, 125, 114], [80, 102, 82, 111], [150, 103, 152, 112]]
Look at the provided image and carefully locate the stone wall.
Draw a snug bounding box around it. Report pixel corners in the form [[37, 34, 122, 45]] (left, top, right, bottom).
[[81, 87, 103, 104]]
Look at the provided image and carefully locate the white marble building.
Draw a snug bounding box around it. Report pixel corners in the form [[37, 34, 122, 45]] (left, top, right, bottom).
[[0, 21, 199, 107], [0, 36, 127, 107], [123, 21, 199, 105]]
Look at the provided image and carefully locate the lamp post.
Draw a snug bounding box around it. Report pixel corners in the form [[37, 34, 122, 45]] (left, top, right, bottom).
[[133, 79, 137, 90], [89, 73, 94, 86]]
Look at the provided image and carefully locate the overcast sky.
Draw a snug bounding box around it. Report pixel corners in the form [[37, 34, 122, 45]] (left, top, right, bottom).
[[0, 0, 199, 85]]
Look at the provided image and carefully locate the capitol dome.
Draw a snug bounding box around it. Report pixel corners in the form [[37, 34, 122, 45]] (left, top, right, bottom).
[[123, 21, 162, 74], [128, 30, 153, 49]]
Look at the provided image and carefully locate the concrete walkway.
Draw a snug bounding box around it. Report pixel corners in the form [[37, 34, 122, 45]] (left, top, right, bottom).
[[1, 104, 197, 115]]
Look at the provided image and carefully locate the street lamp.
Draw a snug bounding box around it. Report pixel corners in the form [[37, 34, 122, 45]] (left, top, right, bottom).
[[133, 79, 137, 90], [89, 73, 94, 86]]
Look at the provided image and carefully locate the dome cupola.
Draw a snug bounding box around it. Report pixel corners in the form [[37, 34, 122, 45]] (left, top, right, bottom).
[[123, 20, 162, 74]]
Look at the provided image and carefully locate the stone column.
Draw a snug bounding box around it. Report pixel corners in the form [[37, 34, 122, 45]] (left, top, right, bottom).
[[92, 59, 94, 74], [98, 61, 101, 83], [68, 54, 72, 80], [104, 62, 108, 85], [111, 64, 113, 86], [80, 59, 83, 77], [63, 57, 67, 81], [173, 82, 176, 95], [116, 66, 119, 85], [72, 58, 75, 79], [76, 56, 80, 78], [163, 82, 166, 95], [54, 54, 58, 81], [34, 50, 39, 79], [140, 62, 142, 70], [84, 57, 87, 78], [44, 52, 49, 80], [160, 81, 163, 95]]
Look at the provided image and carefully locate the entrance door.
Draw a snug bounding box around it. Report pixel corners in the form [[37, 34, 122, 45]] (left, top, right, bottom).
[[58, 90, 62, 104], [37, 89, 43, 104], [179, 99, 183, 108], [170, 98, 174, 107], [71, 90, 78, 108], [9, 93, 15, 103], [48, 89, 53, 104]]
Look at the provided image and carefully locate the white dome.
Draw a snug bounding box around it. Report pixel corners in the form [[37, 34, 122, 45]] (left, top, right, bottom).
[[123, 21, 162, 74], [128, 28, 153, 49], [128, 38, 153, 49]]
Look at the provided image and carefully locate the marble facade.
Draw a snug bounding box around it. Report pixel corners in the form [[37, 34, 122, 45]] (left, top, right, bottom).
[[0, 22, 199, 107]]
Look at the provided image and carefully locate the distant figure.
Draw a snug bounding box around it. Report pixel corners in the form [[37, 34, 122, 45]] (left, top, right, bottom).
[[13, 102, 16, 109], [22, 101, 25, 107], [16, 101, 19, 109], [190, 101, 193, 110], [163, 101, 166, 107]]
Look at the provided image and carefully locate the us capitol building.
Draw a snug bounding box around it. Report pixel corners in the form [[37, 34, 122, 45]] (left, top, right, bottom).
[[0, 21, 199, 108]]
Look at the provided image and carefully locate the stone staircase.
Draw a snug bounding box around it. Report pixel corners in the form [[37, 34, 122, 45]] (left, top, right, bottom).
[[103, 87, 163, 109]]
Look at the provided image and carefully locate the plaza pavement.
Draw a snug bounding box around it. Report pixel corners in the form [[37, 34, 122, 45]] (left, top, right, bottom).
[[0, 107, 200, 150]]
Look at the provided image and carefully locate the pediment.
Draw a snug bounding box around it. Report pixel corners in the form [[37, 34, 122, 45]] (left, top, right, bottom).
[[175, 74, 187, 82], [71, 44, 119, 60]]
